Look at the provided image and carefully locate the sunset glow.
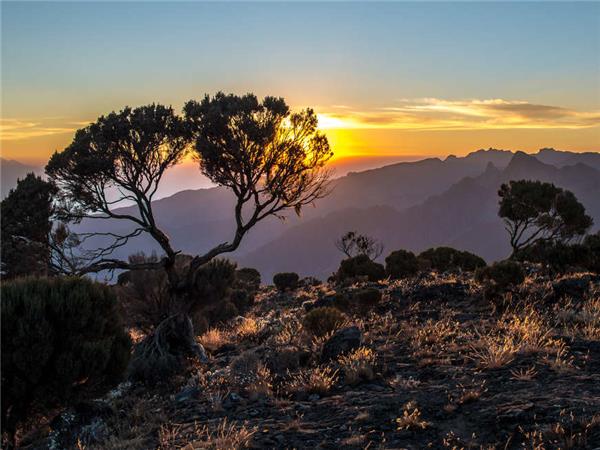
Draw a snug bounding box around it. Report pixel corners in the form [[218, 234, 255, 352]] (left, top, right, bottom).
[[1, 2, 599, 166]]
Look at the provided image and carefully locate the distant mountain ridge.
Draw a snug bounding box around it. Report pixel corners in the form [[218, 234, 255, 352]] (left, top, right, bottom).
[[9, 148, 598, 280], [239, 150, 600, 279], [0, 158, 43, 199]]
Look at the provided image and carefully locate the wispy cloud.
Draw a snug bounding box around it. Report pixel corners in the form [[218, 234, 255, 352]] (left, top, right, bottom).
[[317, 98, 600, 131], [0, 118, 77, 141]]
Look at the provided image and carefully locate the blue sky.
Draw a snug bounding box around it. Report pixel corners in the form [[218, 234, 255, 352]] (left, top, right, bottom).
[[2, 1, 599, 163]]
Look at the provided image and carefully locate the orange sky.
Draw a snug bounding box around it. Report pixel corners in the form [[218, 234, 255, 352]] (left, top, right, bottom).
[[2, 2, 599, 166]]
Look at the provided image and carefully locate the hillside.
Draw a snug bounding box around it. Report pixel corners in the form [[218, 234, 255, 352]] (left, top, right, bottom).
[[25, 271, 600, 449]]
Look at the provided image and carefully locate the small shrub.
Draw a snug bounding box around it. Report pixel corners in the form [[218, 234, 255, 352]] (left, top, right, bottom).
[[206, 300, 239, 325], [235, 267, 261, 292], [385, 249, 419, 279], [352, 288, 382, 313], [418, 247, 486, 272], [584, 231, 600, 273], [230, 289, 254, 312], [273, 272, 300, 291], [303, 307, 346, 337], [1, 277, 131, 440], [193, 259, 237, 309], [475, 260, 525, 290], [336, 254, 385, 283], [515, 239, 597, 274]]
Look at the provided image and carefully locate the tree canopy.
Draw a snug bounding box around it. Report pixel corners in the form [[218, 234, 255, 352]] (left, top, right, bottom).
[[46, 94, 332, 292], [0, 173, 56, 278], [498, 180, 593, 254]]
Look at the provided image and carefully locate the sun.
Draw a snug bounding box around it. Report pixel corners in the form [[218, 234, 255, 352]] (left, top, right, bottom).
[[317, 113, 355, 130]]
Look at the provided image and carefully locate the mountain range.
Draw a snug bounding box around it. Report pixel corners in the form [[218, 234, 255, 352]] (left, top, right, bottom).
[[60, 147, 599, 281]]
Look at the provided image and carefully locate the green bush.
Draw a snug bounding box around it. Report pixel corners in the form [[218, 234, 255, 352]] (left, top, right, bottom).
[[303, 307, 346, 337], [352, 288, 382, 313], [273, 272, 300, 291], [235, 267, 262, 293], [475, 260, 525, 290], [385, 249, 419, 279], [336, 254, 385, 282], [418, 247, 486, 272], [1, 277, 131, 439]]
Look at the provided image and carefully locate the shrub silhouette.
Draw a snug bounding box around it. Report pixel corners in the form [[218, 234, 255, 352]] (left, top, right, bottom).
[[335, 231, 384, 260], [385, 250, 419, 279], [1, 277, 131, 441], [336, 254, 385, 282], [476, 260, 525, 290], [583, 231, 600, 273], [118, 256, 236, 331], [514, 241, 592, 274], [273, 272, 300, 291], [303, 307, 346, 337], [0, 173, 56, 279], [418, 247, 486, 272], [235, 267, 262, 293]]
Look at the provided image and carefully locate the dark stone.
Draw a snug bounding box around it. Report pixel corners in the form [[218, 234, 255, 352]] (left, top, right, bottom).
[[321, 326, 362, 362], [552, 277, 590, 300], [174, 385, 200, 403]]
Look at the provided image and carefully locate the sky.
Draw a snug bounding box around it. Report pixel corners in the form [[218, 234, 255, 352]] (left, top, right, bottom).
[[1, 1, 600, 168]]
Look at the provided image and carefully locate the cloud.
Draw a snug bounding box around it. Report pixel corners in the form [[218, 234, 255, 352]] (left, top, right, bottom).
[[0, 118, 77, 141], [317, 98, 600, 131]]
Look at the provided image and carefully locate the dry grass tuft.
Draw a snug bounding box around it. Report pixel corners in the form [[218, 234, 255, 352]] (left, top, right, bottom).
[[285, 366, 338, 396], [338, 347, 376, 385], [396, 401, 429, 431], [199, 328, 229, 353]]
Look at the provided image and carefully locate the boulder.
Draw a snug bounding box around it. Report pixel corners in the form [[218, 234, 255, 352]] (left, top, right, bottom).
[[321, 326, 362, 362]]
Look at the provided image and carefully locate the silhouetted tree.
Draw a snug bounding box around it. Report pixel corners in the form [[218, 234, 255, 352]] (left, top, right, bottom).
[[0, 173, 56, 278], [335, 231, 384, 260], [46, 95, 332, 375], [498, 180, 593, 254]]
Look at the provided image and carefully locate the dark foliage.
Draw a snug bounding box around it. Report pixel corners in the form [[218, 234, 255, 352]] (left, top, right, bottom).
[[0, 173, 56, 279], [514, 240, 593, 274], [498, 180, 593, 254], [335, 231, 384, 260], [417, 247, 486, 272], [476, 260, 525, 290], [385, 249, 419, 279], [583, 231, 600, 273], [273, 272, 300, 291], [1, 277, 131, 440], [303, 307, 346, 337], [336, 254, 386, 283], [234, 267, 262, 293]]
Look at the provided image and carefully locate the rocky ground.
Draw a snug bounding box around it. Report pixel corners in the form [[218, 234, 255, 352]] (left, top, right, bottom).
[[22, 272, 600, 449]]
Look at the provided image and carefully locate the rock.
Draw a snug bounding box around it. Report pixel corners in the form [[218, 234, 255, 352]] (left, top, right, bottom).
[[174, 385, 200, 403], [552, 277, 590, 300], [321, 326, 362, 362], [409, 281, 468, 302], [223, 392, 242, 409], [46, 400, 113, 448]]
